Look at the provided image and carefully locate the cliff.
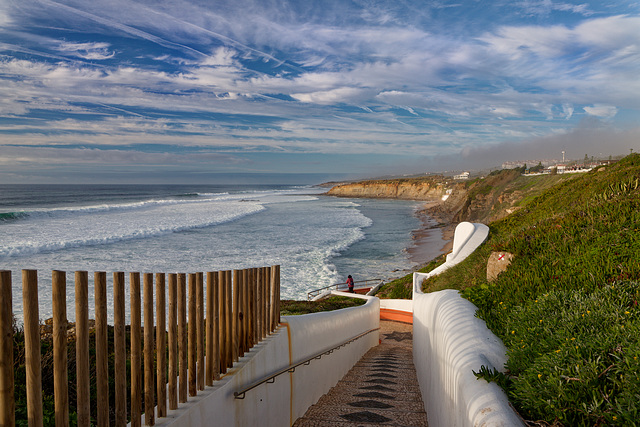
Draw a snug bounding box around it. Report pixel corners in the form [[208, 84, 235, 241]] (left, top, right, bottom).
[[326, 169, 570, 229], [326, 178, 447, 200]]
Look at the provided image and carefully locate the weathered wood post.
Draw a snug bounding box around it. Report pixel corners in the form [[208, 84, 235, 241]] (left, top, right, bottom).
[[188, 273, 197, 397], [264, 267, 270, 338], [218, 270, 227, 373], [0, 271, 14, 427], [22, 270, 42, 427], [251, 268, 257, 348], [178, 273, 187, 403], [95, 271, 109, 427], [156, 273, 167, 418], [52, 270, 69, 427], [114, 272, 127, 426], [75, 271, 90, 427], [242, 268, 249, 352], [264, 267, 271, 336], [232, 269, 240, 362], [196, 272, 204, 391], [168, 273, 178, 410], [270, 266, 279, 331], [257, 267, 263, 342], [206, 271, 219, 384], [131, 272, 142, 427], [225, 270, 233, 368], [143, 273, 155, 426]]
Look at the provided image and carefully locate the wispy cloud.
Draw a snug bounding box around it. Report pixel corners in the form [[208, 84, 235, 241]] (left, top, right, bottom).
[[0, 0, 639, 180]]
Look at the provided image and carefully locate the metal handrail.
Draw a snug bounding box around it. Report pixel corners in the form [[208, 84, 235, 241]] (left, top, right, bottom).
[[233, 326, 380, 399], [307, 278, 382, 300]]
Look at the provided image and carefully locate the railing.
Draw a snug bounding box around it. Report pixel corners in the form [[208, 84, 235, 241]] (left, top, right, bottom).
[[0, 266, 281, 427], [233, 326, 380, 399], [307, 278, 382, 300]]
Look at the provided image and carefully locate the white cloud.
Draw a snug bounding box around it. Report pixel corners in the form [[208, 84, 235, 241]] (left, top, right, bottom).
[[291, 87, 370, 104], [201, 47, 238, 66], [514, 0, 594, 17], [562, 103, 574, 120], [56, 41, 115, 60], [583, 105, 617, 119]]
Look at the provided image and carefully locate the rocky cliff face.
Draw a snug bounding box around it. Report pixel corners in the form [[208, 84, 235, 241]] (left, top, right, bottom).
[[326, 179, 446, 200]]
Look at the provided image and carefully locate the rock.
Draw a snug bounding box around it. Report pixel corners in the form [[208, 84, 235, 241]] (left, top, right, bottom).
[[487, 251, 514, 282]]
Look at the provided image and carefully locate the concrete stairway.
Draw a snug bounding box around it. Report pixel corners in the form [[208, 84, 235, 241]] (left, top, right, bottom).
[[293, 321, 428, 426]]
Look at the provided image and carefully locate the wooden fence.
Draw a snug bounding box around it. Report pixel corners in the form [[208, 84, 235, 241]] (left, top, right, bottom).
[[0, 266, 281, 426]]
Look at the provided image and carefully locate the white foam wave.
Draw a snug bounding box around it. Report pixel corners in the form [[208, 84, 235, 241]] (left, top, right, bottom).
[[0, 200, 265, 257]]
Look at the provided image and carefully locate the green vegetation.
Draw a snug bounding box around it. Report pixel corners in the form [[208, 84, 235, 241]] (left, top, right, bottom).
[[375, 254, 446, 299], [280, 295, 366, 315], [423, 155, 640, 425]]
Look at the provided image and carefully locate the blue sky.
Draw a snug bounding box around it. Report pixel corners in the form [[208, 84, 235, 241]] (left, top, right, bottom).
[[1, 0, 639, 183]]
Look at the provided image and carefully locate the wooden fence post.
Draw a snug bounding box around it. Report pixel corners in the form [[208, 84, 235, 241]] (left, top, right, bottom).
[[196, 272, 204, 391], [22, 270, 42, 427], [52, 270, 69, 427], [232, 270, 240, 362], [250, 268, 256, 348], [264, 267, 272, 335], [188, 274, 197, 397], [206, 271, 219, 385], [251, 268, 257, 348], [0, 271, 14, 427], [131, 272, 142, 427], [156, 273, 166, 418], [95, 271, 109, 427], [264, 267, 270, 338], [75, 271, 90, 427], [256, 267, 264, 342], [114, 272, 127, 426], [143, 273, 155, 426], [225, 271, 233, 368], [271, 265, 280, 330], [242, 269, 249, 352], [178, 273, 187, 403], [168, 273, 178, 410], [217, 271, 227, 374]]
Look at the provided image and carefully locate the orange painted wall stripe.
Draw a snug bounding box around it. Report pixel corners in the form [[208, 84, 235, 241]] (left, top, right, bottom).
[[380, 308, 413, 324]]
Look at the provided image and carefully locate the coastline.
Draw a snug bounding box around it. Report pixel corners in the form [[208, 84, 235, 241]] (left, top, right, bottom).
[[407, 201, 453, 267]]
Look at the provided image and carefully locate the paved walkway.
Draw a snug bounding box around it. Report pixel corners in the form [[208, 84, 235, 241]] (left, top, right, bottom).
[[293, 321, 428, 426]]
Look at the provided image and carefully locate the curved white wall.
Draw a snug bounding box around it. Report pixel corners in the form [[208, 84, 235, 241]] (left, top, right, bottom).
[[149, 294, 379, 427], [412, 222, 524, 427]]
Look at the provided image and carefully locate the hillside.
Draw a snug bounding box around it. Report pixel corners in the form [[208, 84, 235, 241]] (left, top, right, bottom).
[[422, 155, 640, 425]]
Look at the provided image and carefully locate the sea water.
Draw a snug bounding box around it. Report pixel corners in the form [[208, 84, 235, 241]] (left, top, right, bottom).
[[0, 184, 437, 322]]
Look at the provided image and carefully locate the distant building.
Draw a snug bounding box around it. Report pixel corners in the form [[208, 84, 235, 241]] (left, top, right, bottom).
[[501, 161, 525, 169], [454, 171, 470, 180]]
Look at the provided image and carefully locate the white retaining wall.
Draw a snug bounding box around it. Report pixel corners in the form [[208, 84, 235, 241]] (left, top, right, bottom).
[[149, 294, 379, 427], [412, 222, 524, 427]]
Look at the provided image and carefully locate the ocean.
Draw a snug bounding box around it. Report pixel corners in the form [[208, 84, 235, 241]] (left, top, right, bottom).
[[0, 183, 441, 322]]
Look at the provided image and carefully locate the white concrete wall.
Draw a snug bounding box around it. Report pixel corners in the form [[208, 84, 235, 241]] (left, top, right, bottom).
[[149, 294, 379, 427], [378, 298, 413, 312], [412, 222, 524, 427]]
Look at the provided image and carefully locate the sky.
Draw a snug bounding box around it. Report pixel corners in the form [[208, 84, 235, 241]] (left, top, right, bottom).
[[1, 0, 639, 184]]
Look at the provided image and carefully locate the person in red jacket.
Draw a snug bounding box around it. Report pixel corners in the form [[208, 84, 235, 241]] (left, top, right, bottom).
[[346, 275, 354, 293]]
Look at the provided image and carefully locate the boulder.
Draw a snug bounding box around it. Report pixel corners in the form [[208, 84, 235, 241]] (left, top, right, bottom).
[[487, 251, 514, 282]]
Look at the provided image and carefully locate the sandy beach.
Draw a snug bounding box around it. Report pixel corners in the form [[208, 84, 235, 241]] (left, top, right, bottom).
[[407, 202, 453, 267]]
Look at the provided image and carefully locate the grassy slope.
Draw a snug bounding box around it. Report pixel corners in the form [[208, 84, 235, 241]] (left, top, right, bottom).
[[423, 155, 640, 425], [376, 169, 578, 298], [280, 296, 366, 315]]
